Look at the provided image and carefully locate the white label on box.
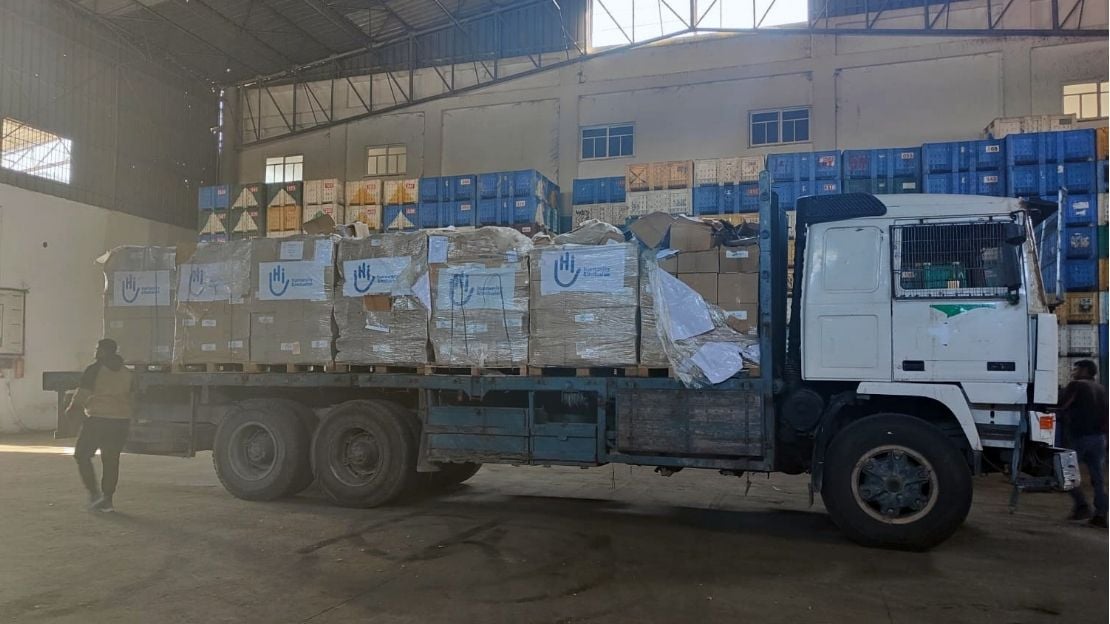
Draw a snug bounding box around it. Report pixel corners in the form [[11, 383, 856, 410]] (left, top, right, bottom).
[[228, 340, 244, 349], [983, 175, 999, 183], [428, 236, 448, 264], [314, 240, 333, 265], [574, 312, 596, 323], [311, 339, 328, 349], [201, 319, 217, 327], [435, 265, 521, 311], [728, 310, 749, 321], [900, 151, 915, 159], [902, 182, 917, 190], [280, 341, 301, 354], [280, 240, 304, 260], [109, 320, 124, 329], [257, 261, 327, 301], [460, 178, 471, 186], [372, 344, 393, 353], [539, 246, 627, 296], [505, 251, 519, 263], [342, 257, 411, 297], [258, 315, 274, 324], [183, 318, 197, 327], [154, 345, 170, 354], [725, 250, 750, 259], [201, 343, 217, 352], [365, 322, 389, 333], [1075, 201, 1090, 210], [370, 238, 382, 247], [505, 317, 523, 329], [111, 270, 172, 307], [178, 263, 241, 302], [985, 144, 1000, 152]]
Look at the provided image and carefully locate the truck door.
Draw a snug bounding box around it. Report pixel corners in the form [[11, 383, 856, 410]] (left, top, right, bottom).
[[890, 219, 1029, 383], [802, 223, 893, 381]]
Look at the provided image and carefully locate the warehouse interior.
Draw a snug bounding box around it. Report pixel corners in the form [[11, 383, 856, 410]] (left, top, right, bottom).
[[0, 0, 1108, 621]]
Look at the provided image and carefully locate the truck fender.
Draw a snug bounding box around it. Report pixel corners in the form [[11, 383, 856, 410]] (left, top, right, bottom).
[[855, 382, 983, 452]]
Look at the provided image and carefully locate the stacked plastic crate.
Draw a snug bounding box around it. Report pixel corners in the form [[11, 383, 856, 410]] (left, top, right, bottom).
[[842, 147, 922, 195], [381, 179, 420, 231], [625, 161, 694, 216], [197, 185, 230, 242], [417, 175, 476, 229], [921, 140, 1006, 196], [570, 176, 628, 228], [767, 151, 841, 212], [691, 157, 764, 216]]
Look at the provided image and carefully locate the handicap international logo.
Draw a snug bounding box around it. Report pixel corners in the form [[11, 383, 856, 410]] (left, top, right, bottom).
[[449, 273, 475, 307], [262, 262, 321, 300], [120, 274, 140, 303], [351, 262, 377, 294], [115, 271, 168, 305], [188, 267, 206, 297], [553, 251, 581, 288], [268, 265, 290, 297]]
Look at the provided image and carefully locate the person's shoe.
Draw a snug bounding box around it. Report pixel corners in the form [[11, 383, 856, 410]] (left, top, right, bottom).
[[1088, 515, 1108, 528], [91, 496, 114, 513], [86, 492, 103, 511], [1067, 506, 1093, 521]]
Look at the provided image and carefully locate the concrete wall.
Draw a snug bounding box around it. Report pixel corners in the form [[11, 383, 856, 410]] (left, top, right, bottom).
[[235, 0, 1108, 212], [0, 183, 191, 432]]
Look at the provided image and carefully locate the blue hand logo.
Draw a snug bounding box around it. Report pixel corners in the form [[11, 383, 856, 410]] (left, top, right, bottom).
[[121, 274, 140, 303], [352, 262, 376, 294], [552, 251, 580, 288], [188, 267, 206, 297], [268, 265, 290, 297], [449, 273, 474, 307]]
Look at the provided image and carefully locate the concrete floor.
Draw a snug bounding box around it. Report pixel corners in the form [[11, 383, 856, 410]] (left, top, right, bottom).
[[0, 434, 1105, 624]]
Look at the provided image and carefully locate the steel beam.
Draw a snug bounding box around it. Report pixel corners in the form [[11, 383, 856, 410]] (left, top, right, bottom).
[[177, 0, 297, 66], [120, 0, 268, 76]]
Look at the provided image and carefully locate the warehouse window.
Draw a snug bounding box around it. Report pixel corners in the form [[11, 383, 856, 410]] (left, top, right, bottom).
[[367, 144, 406, 176], [581, 124, 633, 160], [1062, 81, 1108, 120], [750, 107, 810, 146], [265, 154, 302, 183], [1, 118, 72, 184]]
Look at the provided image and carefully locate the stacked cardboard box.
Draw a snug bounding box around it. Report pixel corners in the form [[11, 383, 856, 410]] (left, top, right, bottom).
[[229, 183, 266, 239], [174, 240, 252, 365], [428, 227, 532, 366], [346, 180, 383, 230], [529, 242, 639, 367], [101, 246, 176, 365], [304, 179, 345, 226], [247, 236, 337, 364], [265, 182, 304, 238], [335, 232, 430, 365]]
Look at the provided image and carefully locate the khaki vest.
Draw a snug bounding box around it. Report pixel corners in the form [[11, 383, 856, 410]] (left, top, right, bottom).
[[84, 365, 133, 420]]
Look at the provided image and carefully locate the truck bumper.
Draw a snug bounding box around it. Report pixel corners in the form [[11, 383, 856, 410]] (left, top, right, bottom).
[[1051, 448, 1081, 491]]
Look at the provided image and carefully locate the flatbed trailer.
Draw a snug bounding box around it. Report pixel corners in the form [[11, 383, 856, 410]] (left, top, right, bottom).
[[43, 175, 1078, 550]]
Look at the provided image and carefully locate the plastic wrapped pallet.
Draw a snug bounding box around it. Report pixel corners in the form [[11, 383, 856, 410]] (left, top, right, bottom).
[[100, 246, 176, 365], [247, 236, 337, 365], [529, 242, 639, 367], [428, 227, 532, 367], [638, 249, 668, 367], [174, 240, 252, 365], [335, 232, 430, 365]]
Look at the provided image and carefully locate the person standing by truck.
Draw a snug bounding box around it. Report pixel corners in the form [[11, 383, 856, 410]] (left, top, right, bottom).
[[66, 339, 134, 512], [1057, 359, 1108, 528]]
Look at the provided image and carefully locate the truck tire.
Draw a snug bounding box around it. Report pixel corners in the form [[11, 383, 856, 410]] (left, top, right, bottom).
[[821, 413, 972, 550], [213, 400, 313, 501], [313, 400, 417, 508], [425, 462, 483, 489]]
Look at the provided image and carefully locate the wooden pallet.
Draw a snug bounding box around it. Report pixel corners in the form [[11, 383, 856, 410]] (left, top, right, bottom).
[[422, 365, 528, 376], [173, 362, 341, 373], [526, 366, 643, 378], [330, 363, 423, 374]]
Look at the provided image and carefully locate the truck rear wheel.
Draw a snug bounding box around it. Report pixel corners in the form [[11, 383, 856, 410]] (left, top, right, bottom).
[[821, 413, 972, 550], [313, 400, 417, 508], [213, 400, 313, 501]]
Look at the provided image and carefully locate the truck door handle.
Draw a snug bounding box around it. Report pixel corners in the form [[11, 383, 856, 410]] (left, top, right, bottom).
[[901, 360, 925, 371], [987, 361, 1016, 371]]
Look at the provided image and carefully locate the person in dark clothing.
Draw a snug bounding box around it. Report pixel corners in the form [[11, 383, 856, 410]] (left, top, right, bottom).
[[66, 339, 134, 512], [1057, 359, 1108, 528]]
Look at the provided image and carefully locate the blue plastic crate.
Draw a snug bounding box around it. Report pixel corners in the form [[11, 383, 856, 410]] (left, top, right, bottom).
[[693, 186, 719, 214], [439, 200, 475, 227], [1063, 258, 1099, 291], [478, 173, 509, 199], [451, 175, 477, 201], [975, 171, 1005, 196], [974, 139, 1005, 170], [720, 185, 741, 213], [1006, 130, 1096, 166], [815, 179, 840, 195], [417, 201, 441, 228], [419, 177, 441, 202], [739, 183, 761, 212], [572, 179, 600, 205], [383, 204, 420, 231], [1063, 194, 1096, 226], [509, 196, 540, 224], [512, 170, 542, 197], [923, 141, 1003, 173], [1066, 226, 1097, 259], [1060, 161, 1097, 193], [925, 172, 966, 194], [767, 151, 841, 183], [812, 151, 841, 180], [1058, 129, 1097, 162], [1005, 133, 1042, 166], [1009, 165, 1058, 197], [607, 176, 626, 203], [477, 198, 499, 225], [1099, 161, 1108, 193], [771, 183, 796, 210], [198, 185, 230, 210], [843, 148, 921, 180], [841, 149, 876, 179]]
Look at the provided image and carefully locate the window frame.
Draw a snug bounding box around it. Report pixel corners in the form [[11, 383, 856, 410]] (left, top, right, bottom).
[[265, 154, 303, 184], [890, 217, 1022, 301], [1, 117, 73, 184], [579, 123, 634, 160], [749, 107, 811, 147], [366, 143, 407, 176], [1062, 81, 1109, 121]]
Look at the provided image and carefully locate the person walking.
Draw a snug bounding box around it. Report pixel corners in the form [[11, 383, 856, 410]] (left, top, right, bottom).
[[66, 339, 134, 512], [1058, 359, 1108, 528]]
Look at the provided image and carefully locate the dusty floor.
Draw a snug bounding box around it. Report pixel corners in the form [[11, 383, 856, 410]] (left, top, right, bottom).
[[0, 433, 1106, 624]]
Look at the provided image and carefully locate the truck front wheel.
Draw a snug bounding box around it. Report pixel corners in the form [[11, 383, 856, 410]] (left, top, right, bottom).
[[313, 400, 417, 508], [821, 413, 972, 550]]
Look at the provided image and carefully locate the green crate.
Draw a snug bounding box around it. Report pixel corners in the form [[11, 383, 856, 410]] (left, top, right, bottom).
[[922, 262, 968, 289]]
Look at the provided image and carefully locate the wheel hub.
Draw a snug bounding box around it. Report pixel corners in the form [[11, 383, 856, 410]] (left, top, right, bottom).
[[851, 444, 939, 525]]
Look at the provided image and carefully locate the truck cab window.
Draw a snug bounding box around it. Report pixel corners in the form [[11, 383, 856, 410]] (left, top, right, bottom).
[[892, 221, 1021, 299]]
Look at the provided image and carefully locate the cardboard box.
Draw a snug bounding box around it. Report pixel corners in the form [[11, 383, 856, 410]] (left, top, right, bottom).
[[346, 179, 383, 206], [429, 228, 532, 366], [335, 232, 429, 365], [1065, 292, 1099, 323], [629, 212, 676, 249], [626, 163, 650, 192], [719, 243, 759, 273], [174, 240, 252, 365], [247, 236, 337, 364], [718, 272, 759, 307], [102, 246, 176, 365], [305, 178, 344, 205], [678, 273, 717, 304], [346, 205, 382, 230], [383, 179, 419, 205], [723, 304, 758, 335], [669, 217, 715, 252], [529, 243, 638, 366], [675, 249, 720, 273], [303, 203, 344, 225]]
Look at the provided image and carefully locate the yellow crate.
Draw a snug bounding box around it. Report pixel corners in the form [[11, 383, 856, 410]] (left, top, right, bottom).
[[1064, 292, 1099, 324]]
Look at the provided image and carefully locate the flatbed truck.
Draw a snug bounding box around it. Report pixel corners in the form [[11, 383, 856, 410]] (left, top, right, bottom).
[[43, 174, 1078, 550]]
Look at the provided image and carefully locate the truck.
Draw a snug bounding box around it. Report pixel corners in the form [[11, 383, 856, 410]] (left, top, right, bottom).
[[42, 173, 1078, 550]]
